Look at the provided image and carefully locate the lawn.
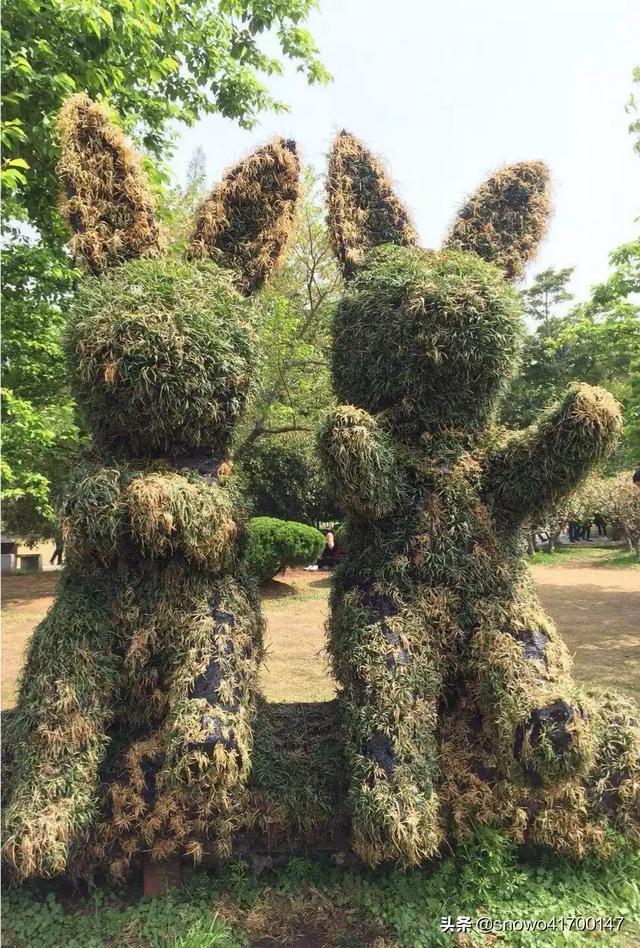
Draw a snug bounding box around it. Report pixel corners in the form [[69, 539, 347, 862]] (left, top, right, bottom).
[[529, 544, 640, 569], [2, 547, 640, 947]]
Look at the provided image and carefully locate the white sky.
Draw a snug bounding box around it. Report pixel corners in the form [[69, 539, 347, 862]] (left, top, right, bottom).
[[172, 0, 639, 301]]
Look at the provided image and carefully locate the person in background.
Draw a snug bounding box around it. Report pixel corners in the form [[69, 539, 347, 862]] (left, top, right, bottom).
[[305, 527, 336, 571], [49, 531, 64, 566], [593, 513, 607, 538], [317, 527, 339, 569], [568, 519, 581, 543]]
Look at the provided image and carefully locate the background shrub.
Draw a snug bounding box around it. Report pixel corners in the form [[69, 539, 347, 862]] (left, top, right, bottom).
[[239, 433, 338, 525], [244, 516, 325, 583]]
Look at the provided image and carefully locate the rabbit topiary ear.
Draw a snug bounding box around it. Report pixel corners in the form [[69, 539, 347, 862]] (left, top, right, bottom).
[[58, 94, 162, 274], [327, 131, 416, 281], [445, 161, 551, 281], [190, 138, 300, 296]]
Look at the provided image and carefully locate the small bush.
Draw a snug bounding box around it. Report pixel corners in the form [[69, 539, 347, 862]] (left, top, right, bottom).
[[244, 516, 325, 583]]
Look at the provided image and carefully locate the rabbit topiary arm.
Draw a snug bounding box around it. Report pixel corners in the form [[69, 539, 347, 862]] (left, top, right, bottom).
[[318, 406, 406, 520], [483, 383, 621, 528], [124, 471, 239, 571]]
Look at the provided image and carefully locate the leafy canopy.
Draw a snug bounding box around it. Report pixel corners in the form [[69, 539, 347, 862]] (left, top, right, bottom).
[[2, 0, 330, 237], [503, 245, 640, 468], [1, 1, 329, 541]]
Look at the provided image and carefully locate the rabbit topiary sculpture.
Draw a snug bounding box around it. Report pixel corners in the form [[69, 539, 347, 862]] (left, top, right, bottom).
[[2, 94, 300, 881], [318, 131, 639, 867]]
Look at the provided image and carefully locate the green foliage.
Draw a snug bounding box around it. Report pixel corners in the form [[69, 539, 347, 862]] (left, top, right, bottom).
[[2, 883, 241, 947], [2, 0, 329, 238], [1, 0, 329, 538], [1, 237, 82, 540], [240, 433, 337, 523], [332, 244, 522, 437], [521, 266, 574, 332], [66, 258, 256, 456], [1, 238, 78, 401], [503, 245, 640, 467], [3, 839, 640, 947], [244, 516, 325, 582], [1, 388, 79, 541], [238, 170, 340, 452], [322, 142, 637, 869], [530, 546, 640, 569]]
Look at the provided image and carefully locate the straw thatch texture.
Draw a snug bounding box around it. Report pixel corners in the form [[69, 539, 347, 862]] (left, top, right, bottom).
[[320, 141, 638, 867], [446, 161, 551, 280], [59, 94, 161, 272], [191, 139, 300, 295], [2, 456, 265, 881], [327, 131, 416, 281]]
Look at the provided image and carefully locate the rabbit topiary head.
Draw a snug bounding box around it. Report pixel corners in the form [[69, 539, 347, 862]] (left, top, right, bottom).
[[59, 94, 300, 458], [326, 131, 551, 440]]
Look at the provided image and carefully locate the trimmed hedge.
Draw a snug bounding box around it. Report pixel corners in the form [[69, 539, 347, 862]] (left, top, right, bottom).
[[245, 516, 325, 583]]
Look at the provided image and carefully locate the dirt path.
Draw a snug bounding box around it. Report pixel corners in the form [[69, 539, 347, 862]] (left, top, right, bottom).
[[531, 564, 640, 700], [2, 565, 638, 708]]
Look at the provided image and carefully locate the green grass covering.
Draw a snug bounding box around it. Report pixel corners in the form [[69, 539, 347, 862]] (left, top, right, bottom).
[[2, 95, 302, 883], [66, 259, 256, 457], [3, 836, 639, 947], [530, 545, 640, 569]]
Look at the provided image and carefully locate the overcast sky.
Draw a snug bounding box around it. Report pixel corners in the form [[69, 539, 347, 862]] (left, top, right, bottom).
[[172, 0, 639, 302]]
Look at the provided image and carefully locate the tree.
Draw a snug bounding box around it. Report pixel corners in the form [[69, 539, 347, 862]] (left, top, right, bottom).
[[239, 432, 338, 524], [182, 147, 209, 218], [2, 0, 329, 238], [1, 389, 78, 542], [502, 267, 575, 430], [599, 471, 640, 555], [521, 266, 574, 334], [525, 473, 605, 554], [502, 243, 640, 466], [237, 170, 340, 455], [1, 237, 82, 541]]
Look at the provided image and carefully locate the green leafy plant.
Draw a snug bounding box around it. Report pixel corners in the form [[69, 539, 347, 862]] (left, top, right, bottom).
[[3, 841, 639, 947], [244, 516, 325, 582], [319, 131, 638, 870]]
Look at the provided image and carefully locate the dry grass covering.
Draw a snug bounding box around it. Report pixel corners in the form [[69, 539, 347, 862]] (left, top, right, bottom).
[[58, 94, 161, 273], [327, 131, 416, 281], [319, 139, 638, 868], [191, 138, 300, 295], [2, 95, 303, 884], [446, 160, 551, 280]]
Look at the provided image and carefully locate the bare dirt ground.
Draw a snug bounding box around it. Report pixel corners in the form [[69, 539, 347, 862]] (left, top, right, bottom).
[[2, 563, 639, 708]]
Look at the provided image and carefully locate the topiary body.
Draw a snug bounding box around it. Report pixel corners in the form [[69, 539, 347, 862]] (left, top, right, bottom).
[[319, 133, 639, 867], [2, 95, 300, 881]]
